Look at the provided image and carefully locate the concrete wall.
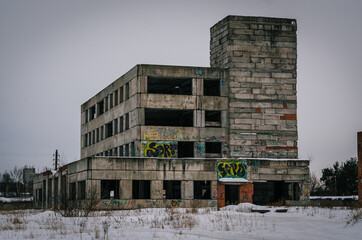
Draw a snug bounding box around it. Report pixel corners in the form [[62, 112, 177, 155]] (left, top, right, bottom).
[[34, 157, 309, 209], [210, 16, 298, 159]]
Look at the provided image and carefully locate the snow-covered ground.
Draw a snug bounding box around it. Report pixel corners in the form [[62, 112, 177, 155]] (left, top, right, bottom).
[[0, 203, 361, 240]]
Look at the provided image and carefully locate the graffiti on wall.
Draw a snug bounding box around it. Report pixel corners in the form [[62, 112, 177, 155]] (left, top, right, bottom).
[[217, 161, 247, 179], [142, 126, 196, 141], [171, 200, 182, 208], [142, 141, 177, 158]]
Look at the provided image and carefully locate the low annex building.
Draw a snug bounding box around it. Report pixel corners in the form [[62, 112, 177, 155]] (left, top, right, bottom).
[[34, 15, 310, 209]]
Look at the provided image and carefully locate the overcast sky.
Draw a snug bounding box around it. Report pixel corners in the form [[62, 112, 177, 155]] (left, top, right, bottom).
[[0, 0, 361, 175]]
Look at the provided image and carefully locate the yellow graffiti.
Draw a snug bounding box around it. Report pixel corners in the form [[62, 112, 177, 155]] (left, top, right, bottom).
[[143, 128, 159, 140], [217, 161, 247, 178], [143, 141, 177, 157]]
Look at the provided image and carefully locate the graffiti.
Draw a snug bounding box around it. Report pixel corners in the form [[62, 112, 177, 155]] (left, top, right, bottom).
[[217, 161, 247, 179], [196, 143, 205, 156], [171, 200, 182, 207], [195, 68, 203, 75], [142, 141, 177, 158], [143, 126, 196, 141], [209, 200, 217, 207], [211, 183, 217, 199], [100, 199, 137, 209]]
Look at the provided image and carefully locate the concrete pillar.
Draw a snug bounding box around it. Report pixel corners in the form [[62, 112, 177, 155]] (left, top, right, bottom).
[[120, 180, 132, 200], [217, 183, 225, 209], [195, 142, 205, 158], [184, 181, 193, 199], [151, 181, 163, 199], [239, 183, 253, 203], [358, 132, 362, 205]]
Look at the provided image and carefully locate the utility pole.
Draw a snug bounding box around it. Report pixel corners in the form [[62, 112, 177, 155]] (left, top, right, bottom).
[[53, 150, 60, 170]]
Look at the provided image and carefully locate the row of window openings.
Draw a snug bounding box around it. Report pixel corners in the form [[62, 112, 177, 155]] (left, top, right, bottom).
[[92, 142, 136, 157], [86, 83, 130, 122], [84, 114, 129, 147], [86, 78, 221, 123], [50, 180, 211, 200]]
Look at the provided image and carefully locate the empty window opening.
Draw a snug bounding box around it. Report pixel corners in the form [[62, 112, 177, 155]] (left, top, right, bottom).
[[105, 122, 113, 138], [78, 181, 86, 200], [194, 181, 211, 199], [132, 180, 151, 199], [114, 89, 118, 106], [101, 126, 104, 141], [178, 141, 194, 158], [104, 96, 108, 111], [61, 175, 66, 202], [97, 100, 104, 116], [119, 116, 124, 132], [114, 119, 118, 134], [88, 132, 91, 146], [47, 179, 52, 205], [119, 146, 123, 156], [42, 180, 46, 202], [109, 93, 113, 109], [92, 130, 95, 144], [125, 144, 129, 156], [147, 77, 192, 95], [205, 142, 221, 157], [125, 83, 129, 100], [253, 181, 300, 205], [120, 86, 124, 103], [131, 142, 135, 157], [104, 151, 108, 156], [113, 148, 118, 156], [205, 111, 221, 127], [125, 113, 129, 130], [225, 185, 239, 206], [69, 182, 76, 200], [96, 128, 99, 142], [204, 79, 220, 96], [145, 109, 193, 127], [163, 181, 181, 199], [84, 134, 88, 147], [89, 105, 96, 121], [101, 180, 119, 199], [54, 177, 58, 204]]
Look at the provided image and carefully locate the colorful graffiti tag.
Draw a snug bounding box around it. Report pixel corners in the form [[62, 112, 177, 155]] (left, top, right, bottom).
[[142, 141, 177, 158], [217, 161, 247, 179], [171, 200, 182, 207]]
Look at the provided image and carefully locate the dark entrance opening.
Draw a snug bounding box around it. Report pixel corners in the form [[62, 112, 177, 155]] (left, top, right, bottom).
[[178, 141, 194, 158], [145, 109, 193, 127], [253, 181, 298, 205], [225, 185, 239, 206]]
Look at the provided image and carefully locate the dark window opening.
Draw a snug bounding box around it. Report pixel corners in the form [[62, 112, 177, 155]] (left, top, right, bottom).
[[132, 180, 151, 199], [125, 113, 129, 130], [120, 86, 124, 103], [89, 106, 96, 120], [42, 180, 46, 202], [125, 83, 129, 100], [205, 111, 221, 127], [119, 116, 124, 132], [47, 179, 52, 206], [105, 122, 113, 138], [253, 181, 300, 205], [125, 144, 129, 156], [96, 128, 99, 142], [205, 142, 221, 157], [101, 180, 119, 199], [225, 185, 239, 205], [194, 181, 211, 199], [109, 93, 113, 109], [78, 181, 86, 200], [104, 96, 108, 111], [54, 177, 58, 204], [145, 109, 193, 127], [163, 181, 181, 199], [97, 100, 104, 116], [131, 142, 135, 157], [204, 79, 220, 96], [178, 141, 194, 158], [114, 119, 118, 134], [147, 77, 192, 95], [61, 175, 66, 201], [88, 133, 91, 146], [37, 189, 43, 202], [101, 126, 104, 140], [84, 134, 87, 147], [92, 130, 95, 144], [69, 182, 76, 200], [119, 146, 123, 156], [114, 89, 118, 106]]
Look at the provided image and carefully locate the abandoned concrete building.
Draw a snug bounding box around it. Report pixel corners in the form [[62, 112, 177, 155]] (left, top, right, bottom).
[[34, 15, 310, 210]]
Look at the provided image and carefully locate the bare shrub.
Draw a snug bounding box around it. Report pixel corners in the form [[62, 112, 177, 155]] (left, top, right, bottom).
[[346, 208, 362, 225]]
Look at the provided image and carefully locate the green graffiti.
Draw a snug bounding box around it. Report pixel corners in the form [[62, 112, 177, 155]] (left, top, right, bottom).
[[217, 161, 247, 179]]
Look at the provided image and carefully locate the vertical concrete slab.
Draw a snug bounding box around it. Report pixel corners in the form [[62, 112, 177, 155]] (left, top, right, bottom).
[[120, 180, 132, 200], [151, 180, 163, 200], [211, 181, 218, 200], [217, 183, 225, 208], [184, 181, 193, 199], [239, 183, 254, 203]]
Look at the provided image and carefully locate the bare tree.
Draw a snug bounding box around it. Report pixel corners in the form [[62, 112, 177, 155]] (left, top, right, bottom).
[[310, 171, 321, 196], [10, 166, 23, 197]]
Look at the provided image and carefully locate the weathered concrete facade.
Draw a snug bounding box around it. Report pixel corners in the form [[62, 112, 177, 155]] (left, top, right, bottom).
[[33, 157, 309, 209], [210, 16, 298, 159], [34, 15, 309, 209]]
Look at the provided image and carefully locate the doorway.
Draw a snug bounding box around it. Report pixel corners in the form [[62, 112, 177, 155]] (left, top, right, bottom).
[[225, 185, 239, 206]]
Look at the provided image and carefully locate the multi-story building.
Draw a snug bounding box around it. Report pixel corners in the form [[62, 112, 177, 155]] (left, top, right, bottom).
[[34, 16, 309, 210]]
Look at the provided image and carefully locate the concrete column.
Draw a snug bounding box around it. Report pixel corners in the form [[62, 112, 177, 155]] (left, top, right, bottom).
[[151, 181, 163, 199], [195, 142, 205, 158], [120, 180, 132, 200], [358, 132, 362, 206], [183, 181, 193, 200]]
